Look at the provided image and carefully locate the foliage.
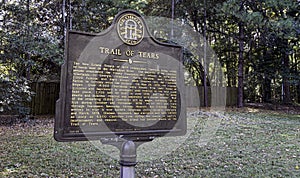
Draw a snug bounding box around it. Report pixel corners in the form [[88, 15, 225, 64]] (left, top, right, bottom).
[[156, 0, 299, 103], [0, 75, 32, 115], [143, 0, 300, 105], [0, 1, 63, 114], [0, 1, 63, 80], [69, 0, 148, 32], [0, 0, 299, 114]]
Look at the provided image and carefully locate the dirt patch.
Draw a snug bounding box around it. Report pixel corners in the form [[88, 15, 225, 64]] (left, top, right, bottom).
[[0, 115, 54, 126], [245, 103, 300, 114]]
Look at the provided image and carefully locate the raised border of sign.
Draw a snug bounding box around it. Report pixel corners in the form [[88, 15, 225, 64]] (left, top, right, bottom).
[[54, 10, 186, 142]]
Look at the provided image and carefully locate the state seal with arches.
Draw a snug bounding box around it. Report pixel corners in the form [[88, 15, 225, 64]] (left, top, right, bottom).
[[117, 13, 144, 45]]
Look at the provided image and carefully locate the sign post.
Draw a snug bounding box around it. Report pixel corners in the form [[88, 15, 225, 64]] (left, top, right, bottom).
[[54, 10, 186, 177], [120, 140, 136, 178]]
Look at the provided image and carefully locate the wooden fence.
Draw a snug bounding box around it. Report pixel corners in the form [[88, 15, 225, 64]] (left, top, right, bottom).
[[29, 82, 237, 115], [29, 81, 60, 115], [185, 86, 238, 107]]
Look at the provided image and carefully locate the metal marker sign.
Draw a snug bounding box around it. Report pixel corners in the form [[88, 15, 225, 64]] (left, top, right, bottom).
[[54, 10, 186, 142]]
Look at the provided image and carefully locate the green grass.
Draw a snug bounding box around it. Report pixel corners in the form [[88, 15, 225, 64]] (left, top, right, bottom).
[[1, 111, 299, 177]]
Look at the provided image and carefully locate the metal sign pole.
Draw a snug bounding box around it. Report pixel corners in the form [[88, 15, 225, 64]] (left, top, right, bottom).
[[120, 140, 137, 178]]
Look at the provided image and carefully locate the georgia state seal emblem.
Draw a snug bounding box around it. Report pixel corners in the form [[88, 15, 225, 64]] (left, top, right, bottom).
[[117, 13, 144, 46]]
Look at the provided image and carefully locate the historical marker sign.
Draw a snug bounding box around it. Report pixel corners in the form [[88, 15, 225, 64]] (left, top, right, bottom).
[[54, 10, 186, 142]]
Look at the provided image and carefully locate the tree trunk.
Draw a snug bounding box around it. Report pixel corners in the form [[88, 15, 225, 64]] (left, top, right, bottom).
[[237, 21, 244, 107], [281, 39, 291, 103], [262, 49, 271, 103], [171, 0, 174, 39], [82, 0, 87, 31], [263, 77, 272, 102], [69, 0, 72, 30], [297, 56, 300, 103], [203, 0, 208, 107], [61, 0, 66, 49], [26, 0, 31, 80], [282, 51, 291, 103], [298, 80, 300, 103], [1, 0, 6, 46], [226, 61, 232, 87]]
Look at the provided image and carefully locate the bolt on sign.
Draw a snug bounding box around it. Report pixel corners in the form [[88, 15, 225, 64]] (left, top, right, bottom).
[[54, 10, 186, 142]]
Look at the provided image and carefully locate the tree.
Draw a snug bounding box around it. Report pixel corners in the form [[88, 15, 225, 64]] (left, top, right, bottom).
[[145, 0, 299, 106], [1, 0, 299, 113], [0, 0, 63, 114], [68, 0, 148, 32]]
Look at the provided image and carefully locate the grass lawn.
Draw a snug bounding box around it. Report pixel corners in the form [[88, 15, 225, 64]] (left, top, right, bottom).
[[0, 108, 299, 177]]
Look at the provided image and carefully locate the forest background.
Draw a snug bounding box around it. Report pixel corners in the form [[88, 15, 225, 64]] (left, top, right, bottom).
[[0, 0, 299, 115]]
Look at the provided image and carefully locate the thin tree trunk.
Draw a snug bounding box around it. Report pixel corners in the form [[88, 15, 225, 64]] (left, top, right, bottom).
[[263, 77, 271, 102], [297, 53, 300, 103], [26, 0, 31, 80], [298, 80, 300, 103], [237, 1, 245, 107], [82, 0, 87, 31], [237, 21, 244, 107], [1, 0, 6, 47], [60, 0, 67, 51], [282, 40, 291, 103], [203, 0, 208, 107], [171, 0, 174, 39], [262, 50, 271, 102], [69, 0, 72, 30]]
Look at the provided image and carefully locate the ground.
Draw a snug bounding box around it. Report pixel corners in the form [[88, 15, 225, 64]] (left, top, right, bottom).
[[0, 106, 299, 177]]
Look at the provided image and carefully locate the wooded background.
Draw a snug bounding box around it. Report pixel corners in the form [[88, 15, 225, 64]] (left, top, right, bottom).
[[27, 82, 237, 115], [0, 0, 299, 115]]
